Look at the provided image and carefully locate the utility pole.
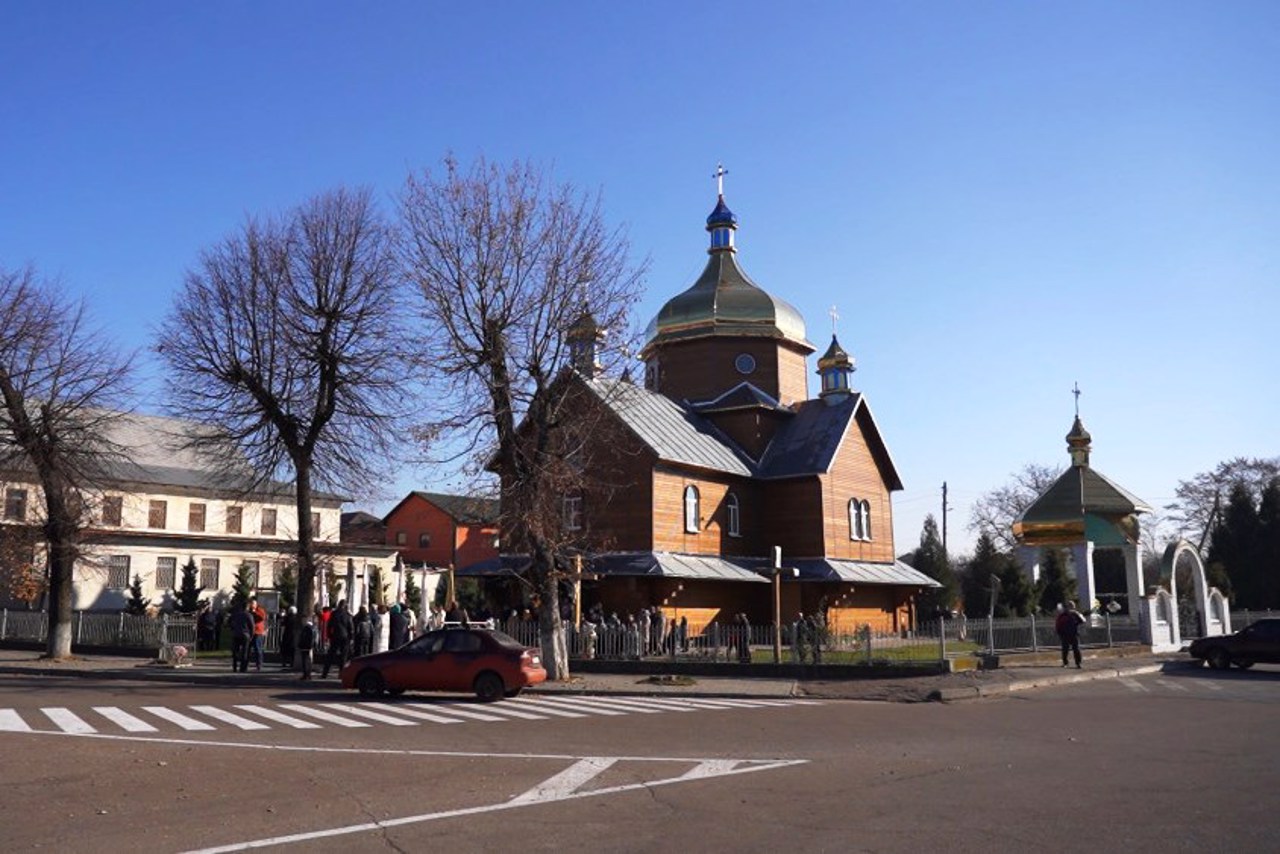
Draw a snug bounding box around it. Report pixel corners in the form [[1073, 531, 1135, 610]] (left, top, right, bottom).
[[941, 481, 950, 555]]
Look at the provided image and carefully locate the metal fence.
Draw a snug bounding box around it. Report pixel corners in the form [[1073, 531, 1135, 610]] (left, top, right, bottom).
[[1, 608, 1153, 664], [1229, 609, 1277, 630]]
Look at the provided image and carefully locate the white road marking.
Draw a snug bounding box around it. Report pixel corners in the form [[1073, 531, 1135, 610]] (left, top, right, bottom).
[[680, 759, 742, 780], [550, 696, 667, 714], [190, 705, 271, 731], [319, 703, 418, 726], [445, 702, 548, 721], [1202, 681, 1223, 692], [1119, 678, 1149, 693], [408, 703, 504, 722], [367, 704, 465, 725], [0, 709, 32, 732], [43, 707, 96, 734], [232, 705, 322, 729], [520, 697, 624, 716], [180, 753, 807, 853], [93, 706, 158, 732], [630, 697, 754, 711], [143, 706, 217, 731], [275, 704, 370, 728], [509, 757, 617, 804], [507, 699, 588, 718], [1156, 679, 1190, 693]]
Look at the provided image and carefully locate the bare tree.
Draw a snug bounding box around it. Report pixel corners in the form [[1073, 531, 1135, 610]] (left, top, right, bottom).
[[968, 462, 1062, 552], [1167, 457, 1280, 550], [158, 187, 407, 620], [0, 266, 134, 658], [398, 156, 646, 679]]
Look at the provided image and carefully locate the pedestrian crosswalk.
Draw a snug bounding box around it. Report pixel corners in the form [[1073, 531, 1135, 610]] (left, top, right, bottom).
[[0, 695, 821, 736], [1117, 675, 1280, 702]]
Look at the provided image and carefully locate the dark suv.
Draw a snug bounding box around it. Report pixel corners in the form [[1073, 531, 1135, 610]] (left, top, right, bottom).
[[1189, 618, 1280, 670]]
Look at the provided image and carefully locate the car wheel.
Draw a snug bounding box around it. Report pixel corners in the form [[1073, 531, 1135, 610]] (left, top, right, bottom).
[[473, 671, 505, 703], [1235, 660, 1254, 670], [387, 687, 407, 696], [356, 669, 386, 697], [1207, 648, 1231, 670], [504, 688, 523, 699]]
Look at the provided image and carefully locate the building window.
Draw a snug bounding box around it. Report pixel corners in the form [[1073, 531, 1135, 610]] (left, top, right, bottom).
[[188, 503, 206, 533], [272, 560, 289, 588], [148, 500, 167, 529], [102, 495, 123, 527], [395, 530, 407, 546], [849, 498, 863, 540], [684, 485, 700, 534], [861, 500, 872, 541], [311, 512, 322, 536], [726, 492, 741, 537], [107, 555, 131, 589], [155, 556, 177, 590], [3, 488, 28, 521], [260, 508, 277, 536], [225, 506, 243, 534], [418, 532, 431, 548], [242, 560, 260, 588], [199, 558, 220, 590], [563, 496, 583, 531]]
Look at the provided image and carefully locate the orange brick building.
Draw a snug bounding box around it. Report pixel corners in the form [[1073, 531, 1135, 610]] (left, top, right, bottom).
[[383, 492, 499, 570]]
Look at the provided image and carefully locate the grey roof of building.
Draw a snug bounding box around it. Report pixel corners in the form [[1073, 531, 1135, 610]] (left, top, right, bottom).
[[1017, 465, 1152, 524], [757, 395, 858, 478], [409, 492, 500, 525], [792, 558, 942, 588], [457, 551, 769, 583], [583, 377, 755, 476], [689, 382, 788, 413]]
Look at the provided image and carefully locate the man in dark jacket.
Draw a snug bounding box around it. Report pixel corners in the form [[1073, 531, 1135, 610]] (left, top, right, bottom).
[[1055, 601, 1087, 669], [278, 607, 297, 670], [228, 603, 254, 673], [297, 618, 316, 681], [321, 600, 354, 678], [389, 604, 410, 649]]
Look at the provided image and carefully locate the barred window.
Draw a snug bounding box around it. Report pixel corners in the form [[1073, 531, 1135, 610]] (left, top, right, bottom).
[[260, 508, 277, 536], [726, 492, 741, 538], [102, 495, 123, 527], [242, 559, 260, 588], [225, 506, 243, 535], [148, 500, 167, 529], [107, 555, 131, 589], [188, 503, 206, 533], [311, 512, 321, 536], [4, 488, 28, 521], [199, 558, 220, 590], [155, 556, 177, 590]]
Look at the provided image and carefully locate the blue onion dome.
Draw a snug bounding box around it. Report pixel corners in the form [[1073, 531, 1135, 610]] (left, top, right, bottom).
[[817, 335, 854, 371], [706, 196, 738, 229]]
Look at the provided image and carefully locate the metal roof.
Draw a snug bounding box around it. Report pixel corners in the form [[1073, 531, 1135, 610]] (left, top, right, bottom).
[[792, 558, 942, 587], [410, 491, 500, 525], [584, 377, 755, 476], [1017, 465, 1151, 525], [592, 552, 770, 583]]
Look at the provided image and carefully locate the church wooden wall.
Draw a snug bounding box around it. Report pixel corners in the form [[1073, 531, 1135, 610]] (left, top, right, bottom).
[[820, 408, 896, 563], [651, 466, 761, 556], [762, 476, 827, 559], [649, 338, 809, 406]]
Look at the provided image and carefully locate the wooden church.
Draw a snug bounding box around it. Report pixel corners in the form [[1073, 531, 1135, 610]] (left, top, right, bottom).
[[463, 181, 937, 634]]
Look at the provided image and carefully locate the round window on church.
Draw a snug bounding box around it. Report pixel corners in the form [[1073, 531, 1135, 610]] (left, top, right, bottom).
[[734, 353, 756, 375]]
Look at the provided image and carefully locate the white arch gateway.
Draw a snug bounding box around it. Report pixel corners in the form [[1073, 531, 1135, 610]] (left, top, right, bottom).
[[1141, 539, 1232, 653]]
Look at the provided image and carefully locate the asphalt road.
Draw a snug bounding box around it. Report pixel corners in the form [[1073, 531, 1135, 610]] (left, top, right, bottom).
[[1, 666, 1277, 853]]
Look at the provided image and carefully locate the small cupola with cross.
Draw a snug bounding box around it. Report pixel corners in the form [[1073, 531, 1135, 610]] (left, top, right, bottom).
[[567, 302, 605, 378], [706, 163, 737, 253], [817, 305, 856, 404]]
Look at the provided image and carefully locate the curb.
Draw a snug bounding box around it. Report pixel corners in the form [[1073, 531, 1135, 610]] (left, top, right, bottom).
[[927, 663, 1168, 703]]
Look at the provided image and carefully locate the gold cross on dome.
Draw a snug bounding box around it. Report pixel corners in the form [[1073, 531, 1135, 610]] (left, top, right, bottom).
[[712, 163, 729, 196], [1072, 381, 1082, 417]]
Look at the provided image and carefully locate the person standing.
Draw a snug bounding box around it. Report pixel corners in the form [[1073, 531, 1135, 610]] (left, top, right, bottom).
[[279, 606, 297, 670], [353, 606, 372, 657], [248, 598, 268, 671], [389, 603, 409, 649], [373, 603, 390, 652], [196, 605, 216, 652], [1055, 601, 1087, 669], [652, 606, 667, 656], [228, 602, 254, 673], [322, 600, 354, 678], [297, 617, 316, 681]]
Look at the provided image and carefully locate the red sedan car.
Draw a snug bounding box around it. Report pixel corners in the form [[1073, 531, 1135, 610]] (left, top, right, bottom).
[[340, 626, 546, 702]]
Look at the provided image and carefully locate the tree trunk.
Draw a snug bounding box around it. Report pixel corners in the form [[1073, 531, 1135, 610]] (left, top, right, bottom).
[[536, 557, 570, 681], [44, 540, 76, 659], [294, 460, 316, 620]]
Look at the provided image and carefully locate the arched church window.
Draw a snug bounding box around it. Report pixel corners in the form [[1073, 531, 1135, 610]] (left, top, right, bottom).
[[861, 500, 872, 541], [849, 498, 863, 540], [726, 492, 740, 537], [684, 485, 700, 534]]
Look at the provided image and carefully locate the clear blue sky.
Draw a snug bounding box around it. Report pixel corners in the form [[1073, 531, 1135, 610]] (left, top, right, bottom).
[[3, 2, 1277, 556]]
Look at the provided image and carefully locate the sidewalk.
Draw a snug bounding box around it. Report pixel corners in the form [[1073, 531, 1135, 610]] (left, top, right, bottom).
[[0, 648, 1194, 702]]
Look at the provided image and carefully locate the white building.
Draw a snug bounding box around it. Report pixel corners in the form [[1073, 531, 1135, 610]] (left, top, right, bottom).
[[0, 412, 399, 612]]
